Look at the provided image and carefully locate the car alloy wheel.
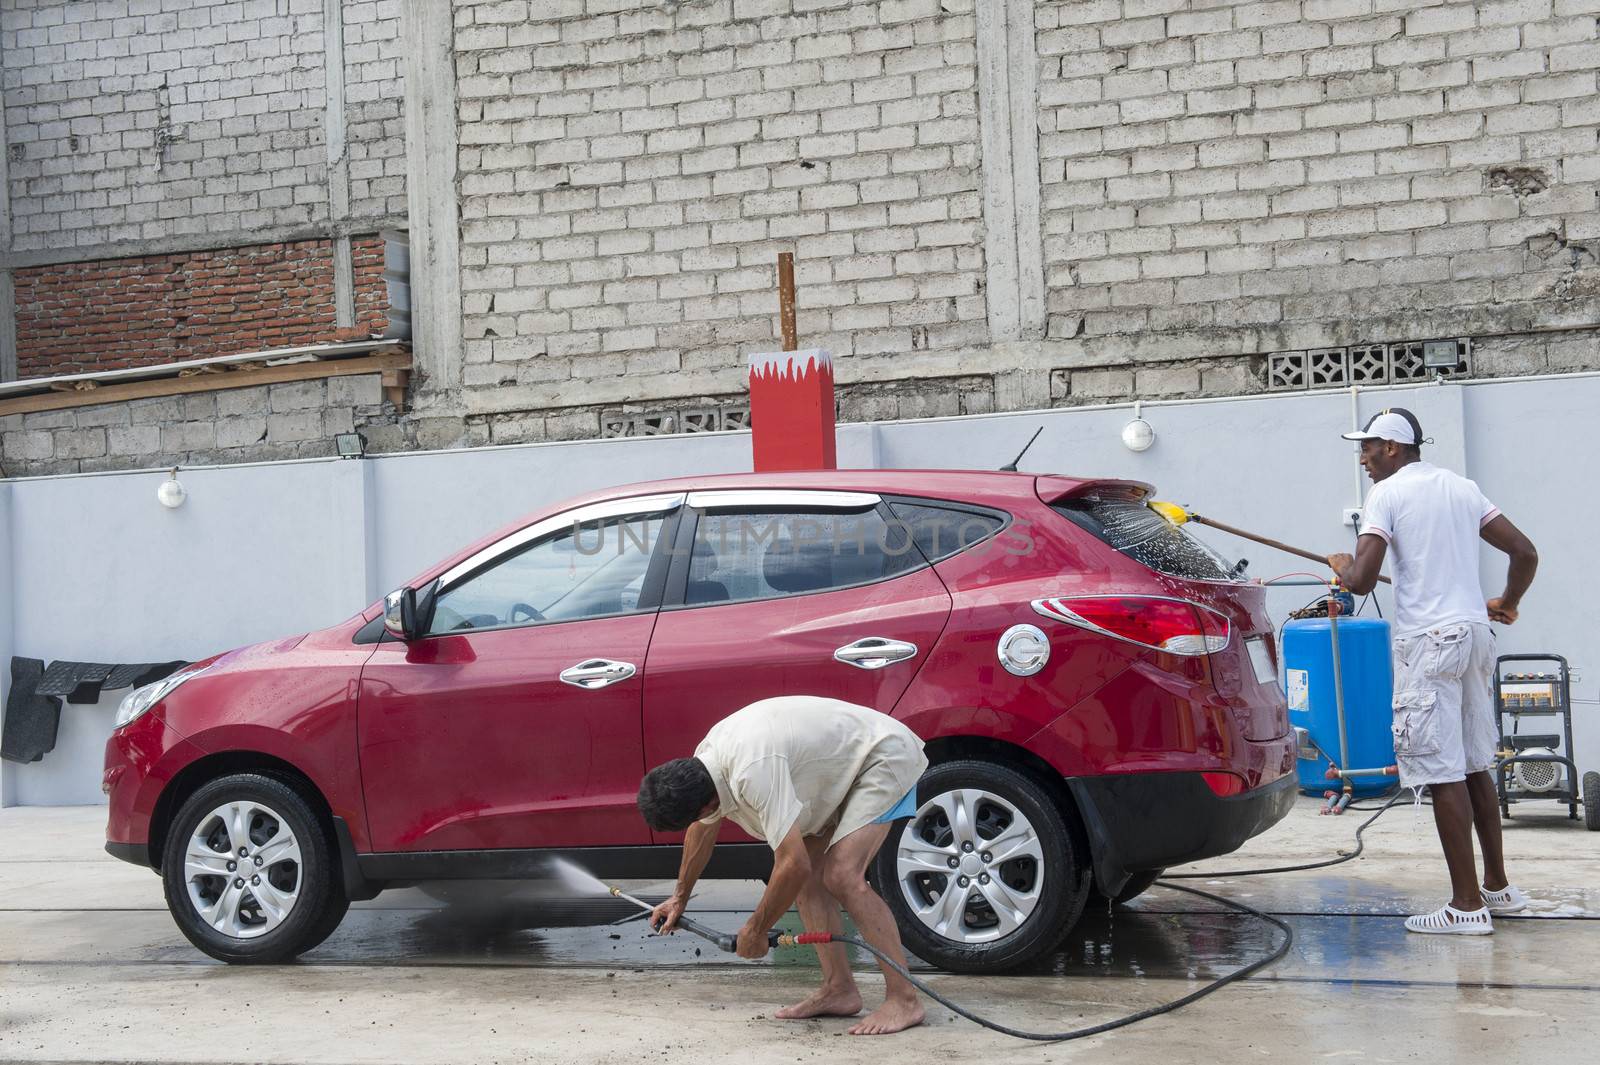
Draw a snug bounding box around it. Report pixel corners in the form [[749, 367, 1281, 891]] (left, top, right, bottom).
[[894, 787, 1043, 944], [184, 800, 302, 938], [871, 758, 1090, 973], [162, 772, 345, 963]]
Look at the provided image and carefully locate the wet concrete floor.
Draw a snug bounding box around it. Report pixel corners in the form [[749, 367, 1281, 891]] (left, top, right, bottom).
[[3, 799, 1599, 1062]]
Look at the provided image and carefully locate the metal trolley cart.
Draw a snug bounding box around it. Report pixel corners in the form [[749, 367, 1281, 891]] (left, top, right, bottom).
[[1493, 654, 1596, 828]]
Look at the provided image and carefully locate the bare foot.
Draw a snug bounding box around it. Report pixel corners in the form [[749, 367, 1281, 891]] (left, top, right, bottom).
[[775, 986, 863, 1020], [848, 998, 925, 1035]]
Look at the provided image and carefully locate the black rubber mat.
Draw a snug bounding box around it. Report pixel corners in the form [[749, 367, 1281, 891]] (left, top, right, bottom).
[[2, 657, 62, 764], [103, 661, 189, 692], [36, 661, 116, 704]]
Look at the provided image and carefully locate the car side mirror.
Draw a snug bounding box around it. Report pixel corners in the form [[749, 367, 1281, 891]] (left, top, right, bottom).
[[383, 587, 420, 642]]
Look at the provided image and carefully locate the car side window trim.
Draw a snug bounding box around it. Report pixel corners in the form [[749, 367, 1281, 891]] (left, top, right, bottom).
[[686, 489, 880, 511], [659, 501, 932, 611], [434, 492, 685, 594]]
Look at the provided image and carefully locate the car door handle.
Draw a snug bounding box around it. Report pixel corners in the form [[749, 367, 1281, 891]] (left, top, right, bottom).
[[833, 637, 919, 671], [559, 658, 637, 689]]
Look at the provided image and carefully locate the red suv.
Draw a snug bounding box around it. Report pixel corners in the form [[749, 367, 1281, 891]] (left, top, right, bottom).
[[105, 470, 1294, 971]]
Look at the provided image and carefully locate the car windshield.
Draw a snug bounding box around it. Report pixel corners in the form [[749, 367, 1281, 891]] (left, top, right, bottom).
[[1053, 491, 1240, 582]]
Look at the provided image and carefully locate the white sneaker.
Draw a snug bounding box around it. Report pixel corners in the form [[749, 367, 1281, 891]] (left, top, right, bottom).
[[1481, 884, 1529, 914], [1405, 903, 1494, 936]]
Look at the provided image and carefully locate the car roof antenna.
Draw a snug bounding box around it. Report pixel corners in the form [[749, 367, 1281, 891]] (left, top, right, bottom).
[[999, 426, 1045, 472]]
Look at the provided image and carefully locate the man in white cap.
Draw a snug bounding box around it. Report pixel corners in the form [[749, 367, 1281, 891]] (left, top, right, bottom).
[[1328, 407, 1539, 935]]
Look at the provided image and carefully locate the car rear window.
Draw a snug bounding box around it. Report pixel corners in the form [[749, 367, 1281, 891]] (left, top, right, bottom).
[[1052, 492, 1239, 582]]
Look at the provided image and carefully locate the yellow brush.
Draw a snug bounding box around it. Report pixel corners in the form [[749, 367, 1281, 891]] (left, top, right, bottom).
[[1149, 500, 1391, 585]]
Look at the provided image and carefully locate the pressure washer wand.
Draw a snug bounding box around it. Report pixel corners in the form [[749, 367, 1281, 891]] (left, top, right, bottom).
[[608, 885, 828, 953]]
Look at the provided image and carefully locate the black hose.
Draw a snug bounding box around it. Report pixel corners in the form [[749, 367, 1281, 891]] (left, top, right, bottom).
[[813, 795, 1402, 1041], [642, 794, 1410, 1041], [830, 881, 1291, 1043]]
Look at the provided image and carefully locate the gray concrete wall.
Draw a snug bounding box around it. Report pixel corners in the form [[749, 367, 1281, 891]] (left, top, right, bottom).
[[442, 0, 1600, 430], [3, 374, 1597, 806], [5, 1, 1597, 460], [1033, 0, 1600, 346], [0, 0, 406, 259], [0, 374, 400, 477]]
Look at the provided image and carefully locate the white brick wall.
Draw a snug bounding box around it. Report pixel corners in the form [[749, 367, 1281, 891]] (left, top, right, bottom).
[[0, 0, 405, 250], [5, 0, 1597, 435], [454, 0, 988, 395], [1037, 0, 1600, 340], [343, 0, 406, 219]]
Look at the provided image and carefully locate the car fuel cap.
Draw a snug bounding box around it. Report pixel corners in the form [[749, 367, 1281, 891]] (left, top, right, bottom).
[[998, 624, 1050, 677]]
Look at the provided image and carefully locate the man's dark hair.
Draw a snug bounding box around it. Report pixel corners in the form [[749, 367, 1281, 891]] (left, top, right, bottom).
[[637, 757, 717, 831]]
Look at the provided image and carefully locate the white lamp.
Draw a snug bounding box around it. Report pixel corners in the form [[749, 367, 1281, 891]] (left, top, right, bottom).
[[1121, 401, 1155, 452], [157, 468, 187, 509]]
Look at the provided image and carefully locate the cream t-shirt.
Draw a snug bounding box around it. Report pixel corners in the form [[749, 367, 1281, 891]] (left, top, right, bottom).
[[694, 696, 929, 849]]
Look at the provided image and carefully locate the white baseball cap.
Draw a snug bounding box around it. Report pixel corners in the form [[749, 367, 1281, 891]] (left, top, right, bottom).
[[1342, 407, 1423, 446]]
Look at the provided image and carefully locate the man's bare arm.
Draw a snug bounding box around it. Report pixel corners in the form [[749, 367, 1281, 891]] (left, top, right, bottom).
[[735, 826, 811, 959], [1480, 514, 1538, 624], [651, 819, 719, 934], [1327, 533, 1388, 596]]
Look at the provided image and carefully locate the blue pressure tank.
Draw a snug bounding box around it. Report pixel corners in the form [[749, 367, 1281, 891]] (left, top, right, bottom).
[[1283, 617, 1394, 797]]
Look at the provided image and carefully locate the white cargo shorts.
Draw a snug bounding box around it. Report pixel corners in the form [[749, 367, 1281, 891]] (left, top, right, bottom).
[[1391, 622, 1498, 788]]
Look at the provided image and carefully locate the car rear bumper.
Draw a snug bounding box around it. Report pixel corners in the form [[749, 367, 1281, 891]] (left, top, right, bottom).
[[1067, 770, 1297, 896]]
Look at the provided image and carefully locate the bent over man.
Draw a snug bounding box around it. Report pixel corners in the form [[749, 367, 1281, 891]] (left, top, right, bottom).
[[636, 695, 929, 1035]]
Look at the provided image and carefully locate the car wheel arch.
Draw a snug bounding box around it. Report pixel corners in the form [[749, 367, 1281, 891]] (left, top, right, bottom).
[[149, 751, 337, 872], [915, 734, 1092, 858]]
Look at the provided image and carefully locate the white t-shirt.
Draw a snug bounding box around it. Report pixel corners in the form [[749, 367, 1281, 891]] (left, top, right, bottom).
[[1359, 461, 1500, 638], [695, 696, 928, 849]]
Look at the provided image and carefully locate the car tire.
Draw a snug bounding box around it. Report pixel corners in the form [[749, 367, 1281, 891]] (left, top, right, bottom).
[[870, 759, 1090, 974], [298, 886, 352, 955], [1584, 771, 1600, 832], [161, 773, 341, 964]]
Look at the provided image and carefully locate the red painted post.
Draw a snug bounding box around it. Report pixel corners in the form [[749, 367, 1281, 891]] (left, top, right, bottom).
[[749, 252, 837, 471], [749, 348, 837, 471]]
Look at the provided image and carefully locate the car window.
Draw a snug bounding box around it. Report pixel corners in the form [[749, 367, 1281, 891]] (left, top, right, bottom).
[[685, 508, 921, 606], [1052, 492, 1238, 582], [887, 501, 1005, 563], [427, 513, 665, 634]]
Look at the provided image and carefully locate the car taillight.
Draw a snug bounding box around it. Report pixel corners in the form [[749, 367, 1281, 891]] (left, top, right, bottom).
[[1201, 771, 1246, 797], [1030, 595, 1230, 656]]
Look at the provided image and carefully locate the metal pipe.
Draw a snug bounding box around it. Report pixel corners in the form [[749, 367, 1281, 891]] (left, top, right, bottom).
[[1327, 604, 1351, 775], [1335, 767, 1399, 778], [1350, 385, 1364, 514], [777, 251, 798, 352]]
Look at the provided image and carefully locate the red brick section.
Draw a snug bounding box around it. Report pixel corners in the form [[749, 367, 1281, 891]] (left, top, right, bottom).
[[351, 235, 391, 340], [13, 236, 392, 378]]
